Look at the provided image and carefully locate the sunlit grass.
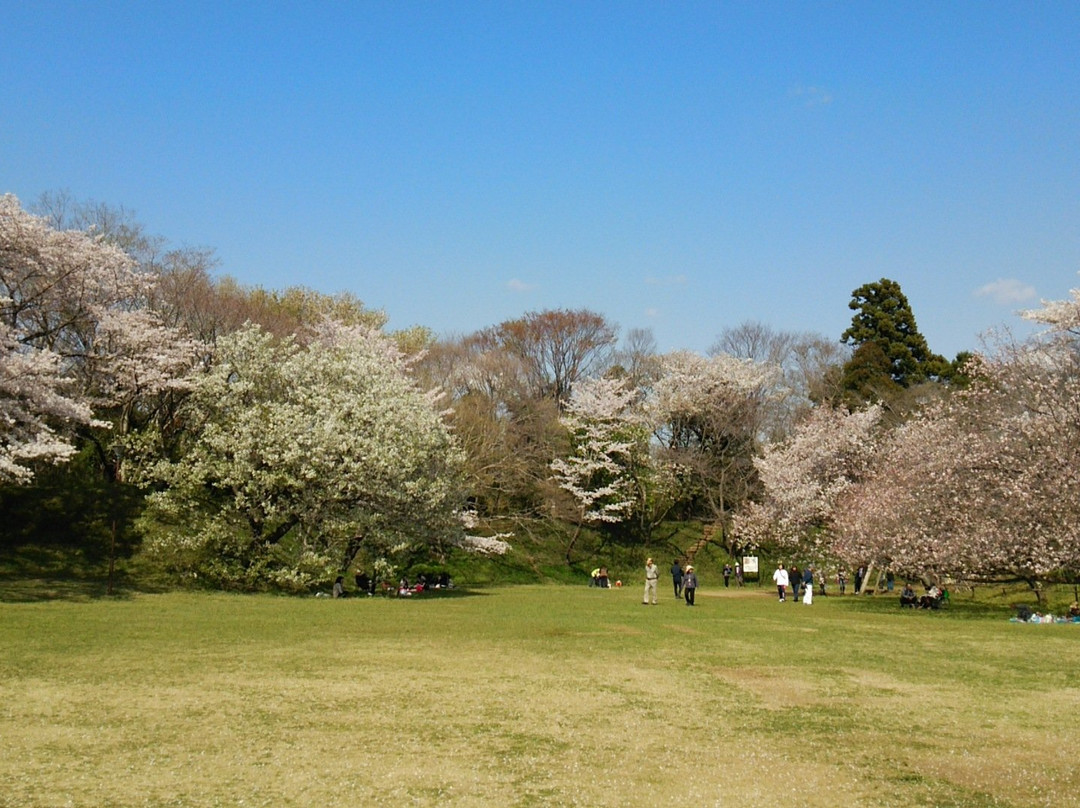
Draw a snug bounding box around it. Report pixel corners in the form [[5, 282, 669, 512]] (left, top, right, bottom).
[[1, 585, 1076, 807]]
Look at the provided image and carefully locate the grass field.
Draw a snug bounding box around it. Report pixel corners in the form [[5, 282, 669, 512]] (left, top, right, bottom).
[[1, 583, 1077, 808]]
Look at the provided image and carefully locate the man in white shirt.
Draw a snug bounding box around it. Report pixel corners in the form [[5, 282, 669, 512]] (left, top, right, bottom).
[[772, 563, 790, 602]]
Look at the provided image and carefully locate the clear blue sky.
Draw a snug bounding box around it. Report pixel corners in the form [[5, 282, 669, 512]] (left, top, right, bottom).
[[3, 2, 1078, 359]]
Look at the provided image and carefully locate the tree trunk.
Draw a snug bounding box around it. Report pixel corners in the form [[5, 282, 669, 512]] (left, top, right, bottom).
[[565, 520, 583, 566], [107, 518, 117, 596], [858, 562, 876, 594]]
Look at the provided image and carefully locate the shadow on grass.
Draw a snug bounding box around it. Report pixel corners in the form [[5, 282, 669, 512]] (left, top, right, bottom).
[[0, 547, 496, 604], [0, 545, 150, 602], [0, 573, 145, 603], [0, 575, 497, 603], [383, 587, 492, 601]]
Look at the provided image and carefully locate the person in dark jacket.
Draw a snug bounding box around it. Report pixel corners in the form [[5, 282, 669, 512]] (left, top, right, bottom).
[[682, 565, 698, 606], [670, 559, 684, 598], [899, 583, 918, 608]]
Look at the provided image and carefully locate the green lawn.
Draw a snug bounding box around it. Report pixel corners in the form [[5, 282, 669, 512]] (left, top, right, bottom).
[[1, 584, 1076, 807]]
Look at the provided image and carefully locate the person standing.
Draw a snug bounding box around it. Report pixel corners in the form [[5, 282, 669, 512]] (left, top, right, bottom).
[[723, 563, 732, 588], [837, 568, 847, 595], [802, 566, 814, 605], [683, 565, 698, 606], [854, 566, 865, 595], [772, 563, 789, 602], [735, 562, 744, 587], [670, 559, 684, 599], [643, 557, 659, 605], [789, 565, 800, 603]]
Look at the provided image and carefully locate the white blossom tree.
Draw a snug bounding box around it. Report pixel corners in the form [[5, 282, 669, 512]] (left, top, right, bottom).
[[550, 376, 648, 562], [1022, 279, 1080, 336], [135, 322, 468, 589]]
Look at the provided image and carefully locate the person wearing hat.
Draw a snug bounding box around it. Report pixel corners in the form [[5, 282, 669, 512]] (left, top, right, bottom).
[[682, 564, 698, 606], [642, 557, 659, 605]]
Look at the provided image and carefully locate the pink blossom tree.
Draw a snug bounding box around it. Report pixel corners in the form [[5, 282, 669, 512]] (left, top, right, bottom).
[[1, 194, 156, 482], [832, 333, 1080, 598], [734, 404, 881, 558]]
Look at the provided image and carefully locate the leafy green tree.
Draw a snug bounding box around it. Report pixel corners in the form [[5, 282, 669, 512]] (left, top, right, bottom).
[[841, 278, 947, 389]]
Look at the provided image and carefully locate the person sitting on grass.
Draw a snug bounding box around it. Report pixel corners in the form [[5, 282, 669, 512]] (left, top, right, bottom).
[[919, 584, 943, 610], [899, 583, 918, 608]]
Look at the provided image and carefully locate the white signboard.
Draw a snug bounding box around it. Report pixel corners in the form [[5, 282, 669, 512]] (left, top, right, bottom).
[[742, 556, 759, 574]]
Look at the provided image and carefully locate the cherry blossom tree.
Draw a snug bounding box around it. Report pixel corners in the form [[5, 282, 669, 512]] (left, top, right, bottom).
[[1, 193, 153, 482], [1022, 280, 1080, 336], [646, 350, 780, 552], [550, 376, 649, 562], [734, 404, 881, 555], [830, 334, 1080, 598], [0, 320, 93, 481]]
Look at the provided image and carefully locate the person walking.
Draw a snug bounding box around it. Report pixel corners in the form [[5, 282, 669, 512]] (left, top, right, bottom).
[[722, 563, 732, 588], [682, 565, 698, 606], [735, 562, 744, 587], [802, 566, 814, 605], [789, 565, 801, 603], [643, 557, 659, 605], [772, 563, 789, 602], [670, 559, 684, 599]]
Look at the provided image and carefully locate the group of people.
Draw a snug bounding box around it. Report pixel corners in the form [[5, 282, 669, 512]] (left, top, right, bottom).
[[641, 558, 698, 606], [721, 563, 744, 587], [771, 563, 816, 604], [646, 558, 829, 607], [1011, 602, 1080, 624], [330, 571, 453, 598], [899, 582, 944, 609]]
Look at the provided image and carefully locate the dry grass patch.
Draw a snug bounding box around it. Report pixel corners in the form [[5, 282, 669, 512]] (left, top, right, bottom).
[[2, 586, 1078, 807]]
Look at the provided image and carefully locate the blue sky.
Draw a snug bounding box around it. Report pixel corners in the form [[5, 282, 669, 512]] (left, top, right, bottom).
[[3, 2, 1078, 359]]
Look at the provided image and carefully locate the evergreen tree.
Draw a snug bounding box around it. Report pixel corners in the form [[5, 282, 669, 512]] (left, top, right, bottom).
[[841, 278, 947, 389]]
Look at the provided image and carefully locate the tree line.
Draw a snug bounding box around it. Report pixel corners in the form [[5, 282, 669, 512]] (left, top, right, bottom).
[[2, 191, 1075, 596]]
